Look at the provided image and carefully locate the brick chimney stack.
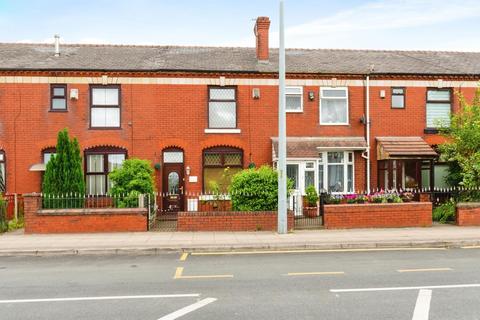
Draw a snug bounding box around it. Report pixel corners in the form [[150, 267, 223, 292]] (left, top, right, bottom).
[[254, 16, 271, 62]]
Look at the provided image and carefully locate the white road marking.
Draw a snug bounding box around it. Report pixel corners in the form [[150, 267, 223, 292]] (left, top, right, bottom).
[[412, 290, 432, 320], [286, 271, 344, 276], [331, 283, 480, 293], [173, 267, 233, 279], [191, 247, 446, 256], [158, 297, 217, 320], [0, 294, 200, 304]]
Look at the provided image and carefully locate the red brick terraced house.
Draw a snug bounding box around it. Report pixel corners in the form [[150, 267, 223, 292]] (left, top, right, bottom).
[[0, 16, 479, 211]]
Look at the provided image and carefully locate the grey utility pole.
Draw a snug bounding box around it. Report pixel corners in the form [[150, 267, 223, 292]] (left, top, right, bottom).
[[277, 0, 287, 234]]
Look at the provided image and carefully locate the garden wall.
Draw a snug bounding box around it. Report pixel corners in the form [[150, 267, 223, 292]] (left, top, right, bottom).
[[323, 202, 432, 229], [456, 203, 480, 226], [24, 193, 147, 234], [177, 211, 294, 231]]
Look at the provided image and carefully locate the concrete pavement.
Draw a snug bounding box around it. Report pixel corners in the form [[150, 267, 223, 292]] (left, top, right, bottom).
[[1, 224, 480, 256]]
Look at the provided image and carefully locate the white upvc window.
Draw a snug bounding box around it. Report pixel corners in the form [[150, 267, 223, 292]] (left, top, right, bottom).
[[320, 87, 349, 125], [286, 151, 354, 195], [285, 86, 303, 112]]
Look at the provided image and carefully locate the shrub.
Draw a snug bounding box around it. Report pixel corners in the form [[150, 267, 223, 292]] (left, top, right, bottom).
[[229, 166, 293, 211], [305, 185, 319, 207], [108, 158, 155, 208], [42, 129, 85, 208], [432, 199, 456, 223], [43, 128, 85, 195]]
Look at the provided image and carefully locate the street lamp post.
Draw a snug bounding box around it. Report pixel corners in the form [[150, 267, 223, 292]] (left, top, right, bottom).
[[277, 0, 287, 234]]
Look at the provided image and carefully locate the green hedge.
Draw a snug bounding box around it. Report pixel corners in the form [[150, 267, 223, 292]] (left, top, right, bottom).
[[229, 166, 293, 211]]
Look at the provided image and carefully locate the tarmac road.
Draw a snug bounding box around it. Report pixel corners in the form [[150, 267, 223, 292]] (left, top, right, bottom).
[[1, 247, 480, 319]]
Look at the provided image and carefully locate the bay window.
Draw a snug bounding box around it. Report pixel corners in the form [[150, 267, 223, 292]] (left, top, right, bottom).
[[85, 147, 126, 195], [90, 86, 121, 128], [320, 87, 348, 125], [287, 151, 354, 194]]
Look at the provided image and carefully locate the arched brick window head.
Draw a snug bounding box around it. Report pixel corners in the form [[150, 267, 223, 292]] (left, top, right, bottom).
[[84, 147, 127, 195], [203, 147, 243, 192]]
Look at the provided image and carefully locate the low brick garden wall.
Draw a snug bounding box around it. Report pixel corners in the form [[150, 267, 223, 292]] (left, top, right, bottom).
[[24, 193, 147, 234], [456, 203, 480, 226], [323, 202, 432, 229], [177, 211, 294, 232]]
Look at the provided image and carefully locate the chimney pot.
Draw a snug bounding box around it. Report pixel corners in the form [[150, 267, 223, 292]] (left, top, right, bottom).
[[254, 16, 270, 62], [54, 34, 60, 57]]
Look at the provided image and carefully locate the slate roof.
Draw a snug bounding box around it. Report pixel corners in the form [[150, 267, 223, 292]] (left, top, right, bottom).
[[1, 43, 480, 75], [376, 137, 437, 160], [271, 137, 367, 158]]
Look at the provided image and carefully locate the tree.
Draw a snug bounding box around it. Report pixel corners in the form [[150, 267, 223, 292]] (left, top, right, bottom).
[[42, 128, 85, 195], [229, 166, 293, 211], [440, 88, 480, 191], [108, 158, 155, 208]]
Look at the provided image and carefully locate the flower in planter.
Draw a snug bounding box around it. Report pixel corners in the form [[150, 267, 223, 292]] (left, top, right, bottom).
[[401, 191, 414, 202], [355, 195, 368, 203]]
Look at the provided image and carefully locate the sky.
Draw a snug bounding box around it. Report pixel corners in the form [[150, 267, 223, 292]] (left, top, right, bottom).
[[1, 0, 480, 51]]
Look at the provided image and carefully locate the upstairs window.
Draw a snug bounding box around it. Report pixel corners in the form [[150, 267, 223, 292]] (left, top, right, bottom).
[[391, 87, 405, 109], [90, 86, 121, 128], [0, 151, 5, 192], [285, 86, 303, 112], [51, 84, 67, 111], [426, 89, 451, 128], [208, 87, 237, 129], [85, 147, 126, 195], [320, 87, 348, 125]]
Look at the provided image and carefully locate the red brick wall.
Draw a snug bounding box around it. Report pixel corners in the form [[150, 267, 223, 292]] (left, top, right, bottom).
[[0, 73, 477, 196], [24, 194, 147, 234], [177, 211, 294, 231], [456, 203, 480, 226], [324, 202, 432, 229]]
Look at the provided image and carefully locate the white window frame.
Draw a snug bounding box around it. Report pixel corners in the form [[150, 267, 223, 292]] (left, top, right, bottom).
[[285, 151, 354, 195], [319, 87, 349, 125], [285, 86, 303, 113]]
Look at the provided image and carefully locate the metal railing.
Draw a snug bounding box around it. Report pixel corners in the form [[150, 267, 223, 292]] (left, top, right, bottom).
[[0, 197, 7, 233], [41, 193, 151, 209]]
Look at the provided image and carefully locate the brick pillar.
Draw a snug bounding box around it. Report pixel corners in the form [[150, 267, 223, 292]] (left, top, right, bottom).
[[23, 193, 41, 234], [419, 192, 431, 202]]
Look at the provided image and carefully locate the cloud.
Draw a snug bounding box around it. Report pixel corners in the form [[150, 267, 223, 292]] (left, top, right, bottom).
[[267, 0, 480, 49]]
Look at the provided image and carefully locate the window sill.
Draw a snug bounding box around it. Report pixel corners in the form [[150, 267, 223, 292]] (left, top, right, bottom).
[[49, 109, 68, 113], [424, 128, 439, 134], [89, 127, 123, 130], [286, 110, 303, 113], [319, 123, 350, 126], [204, 128, 241, 134]]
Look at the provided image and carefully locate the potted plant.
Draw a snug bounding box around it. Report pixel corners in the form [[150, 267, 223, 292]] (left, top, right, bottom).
[[303, 185, 319, 218]]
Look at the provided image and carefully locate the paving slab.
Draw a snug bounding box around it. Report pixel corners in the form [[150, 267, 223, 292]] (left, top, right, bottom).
[[1, 225, 480, 256]]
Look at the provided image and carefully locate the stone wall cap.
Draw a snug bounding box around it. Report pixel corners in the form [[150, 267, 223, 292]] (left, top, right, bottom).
[[38, 207, 147, 216], [457, 202, 480, 209]]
